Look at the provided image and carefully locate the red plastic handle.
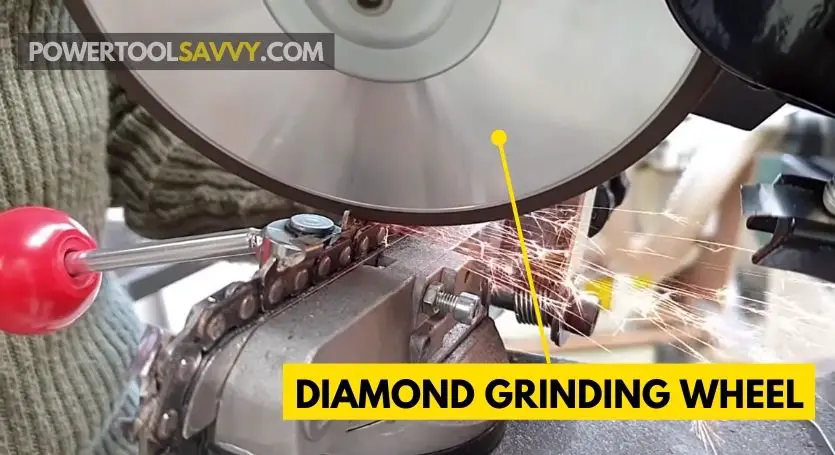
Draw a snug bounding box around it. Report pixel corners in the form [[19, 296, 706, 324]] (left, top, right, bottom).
[[0, 206, 100, 335]]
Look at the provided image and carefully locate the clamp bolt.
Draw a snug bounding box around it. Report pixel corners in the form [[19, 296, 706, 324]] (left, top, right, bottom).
[[422, 282, 481, 324]]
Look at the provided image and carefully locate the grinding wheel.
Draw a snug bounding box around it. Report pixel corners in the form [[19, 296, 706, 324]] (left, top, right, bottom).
[[65, 0, 719, 225]]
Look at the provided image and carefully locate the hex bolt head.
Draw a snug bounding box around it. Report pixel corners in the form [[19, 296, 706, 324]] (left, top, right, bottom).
[[422, 283, 443, 315]]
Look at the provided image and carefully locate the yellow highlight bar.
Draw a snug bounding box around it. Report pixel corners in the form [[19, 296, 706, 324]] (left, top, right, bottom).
[[491, 129, 552, 361], [283, 363, 815, 421]]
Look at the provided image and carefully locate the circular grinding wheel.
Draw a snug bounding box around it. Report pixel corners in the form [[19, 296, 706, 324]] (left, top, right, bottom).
[[65, 0, 718, 225]]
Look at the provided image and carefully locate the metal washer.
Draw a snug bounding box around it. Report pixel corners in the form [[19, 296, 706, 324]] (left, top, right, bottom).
[[288, 214, 336, 236], [263, 0, 500, 82]]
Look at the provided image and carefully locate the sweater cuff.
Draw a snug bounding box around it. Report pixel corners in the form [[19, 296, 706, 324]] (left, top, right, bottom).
[[0, 278, 141, 455]]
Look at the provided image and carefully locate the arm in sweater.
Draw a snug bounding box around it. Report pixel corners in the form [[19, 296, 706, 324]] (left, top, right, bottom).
[[106, 80, 328, 239]]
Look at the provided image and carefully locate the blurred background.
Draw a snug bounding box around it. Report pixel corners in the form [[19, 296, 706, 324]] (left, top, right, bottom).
[[111, 105, 835, 369]]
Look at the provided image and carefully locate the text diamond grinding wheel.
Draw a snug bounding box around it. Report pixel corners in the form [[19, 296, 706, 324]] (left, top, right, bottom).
[[64, 0, 719, 226]]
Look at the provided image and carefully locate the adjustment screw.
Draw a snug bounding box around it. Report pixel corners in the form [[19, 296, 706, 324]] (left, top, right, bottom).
[[422, 282, 481, 324]]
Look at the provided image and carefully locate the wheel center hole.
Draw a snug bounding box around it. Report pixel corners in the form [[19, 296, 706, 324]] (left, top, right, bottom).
[[351, 0, 392, 15]]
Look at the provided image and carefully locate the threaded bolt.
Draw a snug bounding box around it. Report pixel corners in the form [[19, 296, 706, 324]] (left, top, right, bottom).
[[509, 291, 555, 326], [824, 178, 835, 216], [422, 283, 481, 324], [489, 289, 601, 346]]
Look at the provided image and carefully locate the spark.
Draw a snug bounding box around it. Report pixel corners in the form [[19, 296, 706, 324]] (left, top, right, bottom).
[[382, 201, 835, 454], [692, 420, 721, 455]]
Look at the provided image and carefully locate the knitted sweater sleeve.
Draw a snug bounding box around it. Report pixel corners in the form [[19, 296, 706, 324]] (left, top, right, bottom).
[[106, 80, 327, 239]]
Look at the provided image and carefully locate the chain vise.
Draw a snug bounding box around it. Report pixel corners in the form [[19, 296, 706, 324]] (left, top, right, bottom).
[[126, 215, 525, 455]]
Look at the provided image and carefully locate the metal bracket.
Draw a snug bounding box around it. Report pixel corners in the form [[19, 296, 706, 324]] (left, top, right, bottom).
[[742, 173, 835, 283]]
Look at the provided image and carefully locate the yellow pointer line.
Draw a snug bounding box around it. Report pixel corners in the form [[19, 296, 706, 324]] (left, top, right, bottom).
[[490, 129, 552, 362]]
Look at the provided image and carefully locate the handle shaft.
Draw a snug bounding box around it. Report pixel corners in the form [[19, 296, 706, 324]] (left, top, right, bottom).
[[65, 228, 262, 275]]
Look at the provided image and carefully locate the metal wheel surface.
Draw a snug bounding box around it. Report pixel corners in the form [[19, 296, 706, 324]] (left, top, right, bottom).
[[65, 0, 718, 225]]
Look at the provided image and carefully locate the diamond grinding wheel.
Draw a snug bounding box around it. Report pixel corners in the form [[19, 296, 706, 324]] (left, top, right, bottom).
[[64, 0, 719, 225]]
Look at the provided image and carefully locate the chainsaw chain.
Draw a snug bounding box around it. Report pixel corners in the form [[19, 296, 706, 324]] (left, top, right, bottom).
[[135, 220, 390, 455]]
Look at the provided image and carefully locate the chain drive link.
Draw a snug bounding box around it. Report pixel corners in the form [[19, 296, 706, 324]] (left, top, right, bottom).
[[134, 220, 391, 454]]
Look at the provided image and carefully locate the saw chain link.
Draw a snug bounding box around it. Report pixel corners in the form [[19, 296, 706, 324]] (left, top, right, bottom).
[[136, 221, 390, 454]]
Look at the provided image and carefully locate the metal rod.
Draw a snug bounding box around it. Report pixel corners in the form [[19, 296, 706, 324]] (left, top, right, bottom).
[[65, 228, 262, 275]]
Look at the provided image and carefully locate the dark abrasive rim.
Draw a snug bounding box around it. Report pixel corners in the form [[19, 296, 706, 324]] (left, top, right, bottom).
[[424, 421, 506, 455], [64, 0, 720, 226]]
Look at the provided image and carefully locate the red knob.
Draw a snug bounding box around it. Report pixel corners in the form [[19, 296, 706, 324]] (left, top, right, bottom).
[[0, 206, 100, 335]]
